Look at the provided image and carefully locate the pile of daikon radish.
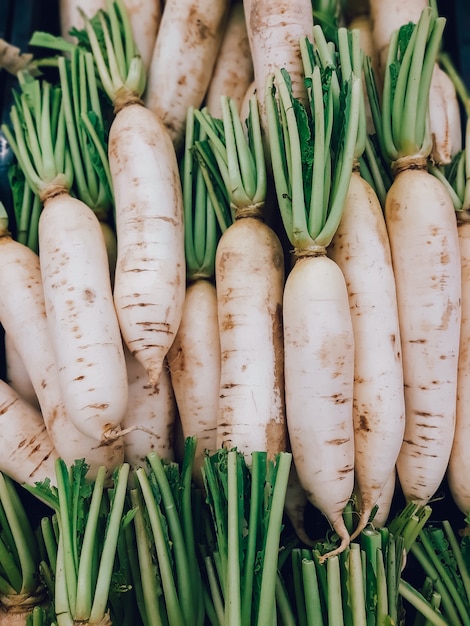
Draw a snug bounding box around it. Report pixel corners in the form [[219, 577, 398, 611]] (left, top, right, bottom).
[[0, 0, 468, 560]]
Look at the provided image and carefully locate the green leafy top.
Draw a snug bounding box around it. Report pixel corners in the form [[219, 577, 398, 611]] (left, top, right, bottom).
[[72, 0, 146, 108], [265, 24, 362, 251], [364, 6, 446, 163]]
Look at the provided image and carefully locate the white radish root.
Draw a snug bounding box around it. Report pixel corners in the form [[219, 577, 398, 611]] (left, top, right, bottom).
[[328, 171, 405, 539], [447, 217, 470, 515], [121, 349, 177, 468], [284, 253, 355, 559], [386, 165, 461, 505], [167, 279, 220, 484], [110, 103, 186, 388], [39, 191, 128, 442], [4, 333, 39, 410], [0, 232, 125, 478], [205, 0, 254, 118], [0, 379, 59, 487], [145, 0, 229, 152], [216, 216, 287, 461]]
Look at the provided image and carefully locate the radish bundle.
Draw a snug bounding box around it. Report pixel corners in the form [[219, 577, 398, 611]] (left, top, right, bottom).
[[79, 0, 186, 389], [145, 0, 229, 152], [167, 107, 221, 482], [195, 95, 287, 463], [365, 7, 462, 507], [322, 27, 406, 538], [266, 30, 362, 557]]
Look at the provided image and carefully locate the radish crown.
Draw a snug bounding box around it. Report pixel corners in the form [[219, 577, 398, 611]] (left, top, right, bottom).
[[181, 107, 221, 282], [74, 0, 146, 105], [193, 95, 267, 224], [364, 6, 446, 163], [265, 26, 362, 250]]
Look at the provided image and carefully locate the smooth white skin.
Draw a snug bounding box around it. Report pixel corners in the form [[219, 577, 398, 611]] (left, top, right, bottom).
[[244, 0, 314, 136], [121, 0, 162, 69], [167, 279, 220, 483], [145, 0, 228, 151], [4, 332, 39, 410], [215, 217, 286, 460], [39, 193, 128, 441], [0, 236, 125, 476], [110, 103, 186, 387], [59, 0, 161, 69], [0, 379, 59, 486], [371, 468, 397, 528], [205, 1, 254, 118], [284, 254, 355, 557], [347, 14, 378, 135], [121, 349, 177, 468], [447, 220, 470, 515], [328, 172, 405, 537], [431, 66, 462, 159], [385, 168, 461, 504], [368, 0, 456, 164]]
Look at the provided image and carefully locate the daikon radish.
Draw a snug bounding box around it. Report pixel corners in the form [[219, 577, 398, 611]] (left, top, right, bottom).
[[448, 215, 470, 515], [60, 0, 161, 69], [121, 349, 177, 468], [0, 210, 125, 477], [205, 0, 254, 118], [145, 0, 229, 152], [435, 110, 470, 515], [4, 333, 39, 410], [2, 75, 128, 444], [167, 108, 220, 482], [120, 0, 162, 69], [0, 379, 59, 487], [368, 0, 460, 164], [325, 29, 405, 538], [329, 169, 405, 540], [266, 32, 362, 558], [80, 0, 186, 387], [244, 0, 314, 141], [366, 9, 461, 505], [195, 96, 287, 461]]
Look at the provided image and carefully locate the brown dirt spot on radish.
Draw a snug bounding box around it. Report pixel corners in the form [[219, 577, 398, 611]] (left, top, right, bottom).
[[83, 288, 96, 304], [187, 6, 212, 42], [358, 415, 370, 432], [221, 314, 235, 332], [74, 375, 85, 382], [326, 437, 350, 446], [266, 418, 287, 458]]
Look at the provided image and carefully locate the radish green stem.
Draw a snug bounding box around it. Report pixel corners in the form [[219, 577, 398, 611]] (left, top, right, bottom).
[[399, 579, 449, 626]]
